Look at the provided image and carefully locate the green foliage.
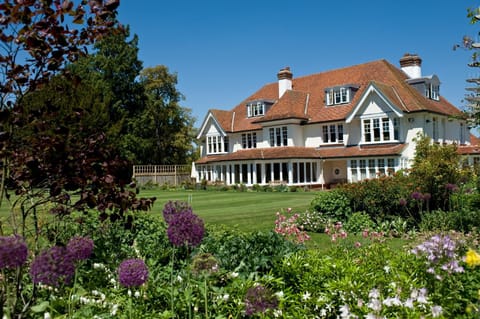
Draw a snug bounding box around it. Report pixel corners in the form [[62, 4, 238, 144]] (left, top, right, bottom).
[[339, 172, 413, 221], [200, 225, 302, 275], [410, 134, 467, 211], [309, 189, 352, 222], [130, 65, 197, 165], [343, 211, 376, 234], [419, 209, 480, 233]]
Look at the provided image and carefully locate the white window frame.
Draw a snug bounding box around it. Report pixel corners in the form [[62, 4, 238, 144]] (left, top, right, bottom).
[[326, 87, 350, 106], [321, 123, 344, 144], [269, 126, 288, 147], [241, 132, 257, 149], [362, 117, 399, 144], [206, 135, 228, 154], [349, 157, 397, 182], [247, 102, 265, 118]]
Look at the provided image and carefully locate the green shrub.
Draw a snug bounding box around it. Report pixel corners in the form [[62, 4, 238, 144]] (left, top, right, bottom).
[[200, 225, 301, 275], [309, 189, 352, 222], [419, 209, 480, 233], [343, 211, 375, 234]]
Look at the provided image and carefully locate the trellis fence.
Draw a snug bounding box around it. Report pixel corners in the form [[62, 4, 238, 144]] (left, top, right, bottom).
[[132, 165, 192, 186]]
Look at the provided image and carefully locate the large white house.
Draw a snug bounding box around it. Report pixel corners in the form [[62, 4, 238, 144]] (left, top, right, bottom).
[[194, 54, 480, 188]]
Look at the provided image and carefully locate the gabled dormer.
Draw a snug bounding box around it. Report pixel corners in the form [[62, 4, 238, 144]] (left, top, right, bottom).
[[406, 75, 440, 101], [400, 53, 440, 101], [246, 99, 275, 118], [324, 84, 359, 106]]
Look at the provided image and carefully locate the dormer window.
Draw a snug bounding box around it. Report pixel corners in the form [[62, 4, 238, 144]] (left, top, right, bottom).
[[246, 100, 274, 118], [325, 85, 358, 106], [406, 75, 440, 101], [426, 83, 439, 101]]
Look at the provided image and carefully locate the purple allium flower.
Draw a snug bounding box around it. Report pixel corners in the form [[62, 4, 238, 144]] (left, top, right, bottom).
[[445, 183, 459, 192], [117, 258, 149, 287], [167, 211, 204, 247], [399, 198, 407, 207], [162, 200, 193, 224], [67, 236, 94, 261], [30, 246, 75, 287], [244, 285, 279, 316], [0, 235, 28, 269], [411, 191, 423, 200]]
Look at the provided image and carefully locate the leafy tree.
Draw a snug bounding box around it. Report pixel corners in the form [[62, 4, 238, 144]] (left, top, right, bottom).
[[0, 0, 154, 234], [69, 27, 146, 142], [125, 65, 197, 164]]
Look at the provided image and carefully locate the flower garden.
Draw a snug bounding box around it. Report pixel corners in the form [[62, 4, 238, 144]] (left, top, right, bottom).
[[2, 138, 480, 318]]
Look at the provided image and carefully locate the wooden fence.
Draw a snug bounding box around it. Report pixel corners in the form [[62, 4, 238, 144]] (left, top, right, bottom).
[[132, 165, 192, 186]]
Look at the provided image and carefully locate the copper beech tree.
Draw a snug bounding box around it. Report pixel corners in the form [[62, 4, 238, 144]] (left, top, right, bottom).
[[0, 0, 155, 236]]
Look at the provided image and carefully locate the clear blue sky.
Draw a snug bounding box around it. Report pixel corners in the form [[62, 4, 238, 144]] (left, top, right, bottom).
[[118, 1, 479, 128]]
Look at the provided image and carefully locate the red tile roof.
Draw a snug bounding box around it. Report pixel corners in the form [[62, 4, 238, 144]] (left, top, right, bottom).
[[195, 144, 407, 164], [207, 59, 463, 133]]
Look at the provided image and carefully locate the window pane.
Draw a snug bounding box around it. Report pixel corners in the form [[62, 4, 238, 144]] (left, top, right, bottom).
[[330, 125, 336, 143], [364, 120, 371, 142], [282, 127, 288, 146], [242, 134, 246, 149], [373, 119, 380, 141], [269, 128, 274, 146], [323, 125, 329, 142], [338, 124, 344, 142], [382, 118, 390, 141], [276, 128, 281, 146]]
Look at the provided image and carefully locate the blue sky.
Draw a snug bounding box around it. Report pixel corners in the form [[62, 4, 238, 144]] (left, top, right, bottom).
[[118, 1, 479, 128]]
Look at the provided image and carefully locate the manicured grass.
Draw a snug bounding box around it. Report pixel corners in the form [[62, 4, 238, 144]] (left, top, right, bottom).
[[139, 189, 319, 232]]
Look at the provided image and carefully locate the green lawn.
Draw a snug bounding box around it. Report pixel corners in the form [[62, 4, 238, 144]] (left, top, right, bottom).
[[139, 189, 319, 232]]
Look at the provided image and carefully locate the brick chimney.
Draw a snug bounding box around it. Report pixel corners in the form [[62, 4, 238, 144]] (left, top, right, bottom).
[[400, 53, 422, 79], [277, 67, 292, 98]]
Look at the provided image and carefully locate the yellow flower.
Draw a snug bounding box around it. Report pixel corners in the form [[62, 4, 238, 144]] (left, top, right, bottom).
[[465, 249, 480, 267]]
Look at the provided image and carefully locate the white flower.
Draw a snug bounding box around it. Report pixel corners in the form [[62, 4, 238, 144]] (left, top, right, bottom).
[[134, 291, 141, 298], [339, 304, 352, 319], [417, 288, 428, 304], [367, 298, 382, 312], [303, 291, 311, 301], [275, 291, 284, 299], [93, 263, 107, 270], [404, 298, 414, 309], [111, 304, 119, 316], [222, 293, 229, 301], [273, 309, 283, 318], [368, 288, 380, 299], [176, 275, 183, 282], [431, 305, 443, 317], [383, 265, 390, 273], [230, 272, 239, 278], [383, 296, 402, 307], [44, 313, 52, 319]]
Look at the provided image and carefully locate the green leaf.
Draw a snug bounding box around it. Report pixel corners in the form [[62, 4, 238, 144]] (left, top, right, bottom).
[[30, 301, 49, 312]]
